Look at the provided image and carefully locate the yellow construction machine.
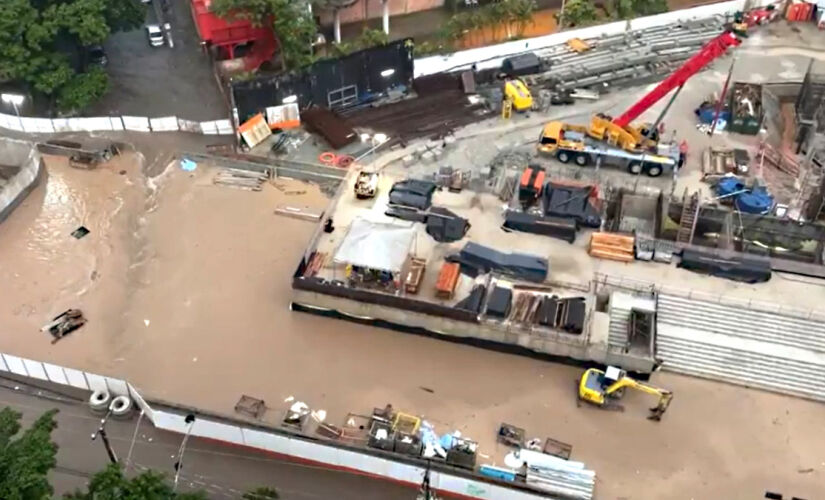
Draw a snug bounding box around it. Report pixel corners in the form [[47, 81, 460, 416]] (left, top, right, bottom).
[[503, 78, 533, 112], [578, 366, 673, 421]]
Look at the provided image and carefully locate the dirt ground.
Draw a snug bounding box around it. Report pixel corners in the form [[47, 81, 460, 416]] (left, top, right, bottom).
[[1, 152, 824, 499]]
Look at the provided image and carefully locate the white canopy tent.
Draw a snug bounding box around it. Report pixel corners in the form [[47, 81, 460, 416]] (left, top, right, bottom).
[[333, 218, 415, 273]]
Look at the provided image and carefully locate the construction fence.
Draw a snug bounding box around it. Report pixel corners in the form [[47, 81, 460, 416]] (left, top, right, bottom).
[[0, 351, 553, 500], [0, 113, 234, 136]]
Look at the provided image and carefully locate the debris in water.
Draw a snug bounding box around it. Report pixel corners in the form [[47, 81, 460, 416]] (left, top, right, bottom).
[[143, 319, 150, 327], [284, 395, 295, 403], [71, 226, 90, 239], [419, 386, 435, 394], [180, 158, 197, 172]]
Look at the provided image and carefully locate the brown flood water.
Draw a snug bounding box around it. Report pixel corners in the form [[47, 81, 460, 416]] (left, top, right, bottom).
[[0, 154, 823, 499]]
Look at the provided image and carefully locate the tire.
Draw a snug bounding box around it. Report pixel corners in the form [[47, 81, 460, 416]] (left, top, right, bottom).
[[627, 161, 643, 175], [109, 395, 133, 418], [89, 389, 111, 414], [575, 154, 591, 166], [646, 164, 663, 177], [556, 150, 571, 164]]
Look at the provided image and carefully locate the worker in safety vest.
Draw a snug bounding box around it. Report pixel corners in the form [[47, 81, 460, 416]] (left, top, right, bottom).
[[678, 140, 688, 167]]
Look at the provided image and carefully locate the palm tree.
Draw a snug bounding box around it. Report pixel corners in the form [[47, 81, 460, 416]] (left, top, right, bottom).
[[511, 0, 536, 37]]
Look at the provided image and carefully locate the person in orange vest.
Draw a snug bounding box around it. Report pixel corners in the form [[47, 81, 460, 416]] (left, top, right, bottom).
[[678, 139, 688, 167]]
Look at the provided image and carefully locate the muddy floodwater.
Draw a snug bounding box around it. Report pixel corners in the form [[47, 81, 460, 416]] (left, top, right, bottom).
[[1, 154, 823, 499]]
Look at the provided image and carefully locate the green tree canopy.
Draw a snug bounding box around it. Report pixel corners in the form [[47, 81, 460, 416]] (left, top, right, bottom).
[[0, 0, 144, 112], [0, 407, 59, 500], [558, 0, 599, 27], [212, 0, 318, 71], [63, 463, 208, 500]]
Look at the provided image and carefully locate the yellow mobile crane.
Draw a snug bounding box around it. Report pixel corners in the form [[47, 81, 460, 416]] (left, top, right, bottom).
[[578, 366, 673, 421]]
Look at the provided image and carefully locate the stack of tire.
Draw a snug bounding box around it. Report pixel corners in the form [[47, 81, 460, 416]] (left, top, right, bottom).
[[89, 389, 133, 418]]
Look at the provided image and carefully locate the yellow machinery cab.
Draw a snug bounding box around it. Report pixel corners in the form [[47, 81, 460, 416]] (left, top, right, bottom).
[[504, 79, 533, 112]]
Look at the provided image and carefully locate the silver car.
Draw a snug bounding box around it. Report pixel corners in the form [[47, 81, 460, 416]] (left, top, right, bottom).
[[146, 25, 164, 47]]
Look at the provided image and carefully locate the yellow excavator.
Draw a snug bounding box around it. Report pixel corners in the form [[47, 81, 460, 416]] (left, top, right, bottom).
[[578, 366, 673, 421]]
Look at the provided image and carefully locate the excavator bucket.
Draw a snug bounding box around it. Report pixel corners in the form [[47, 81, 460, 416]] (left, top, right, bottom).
[[647, 392, 673, 421]]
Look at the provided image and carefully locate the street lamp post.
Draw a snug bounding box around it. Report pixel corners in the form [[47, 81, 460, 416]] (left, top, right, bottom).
[[1, 93, 25, 130]]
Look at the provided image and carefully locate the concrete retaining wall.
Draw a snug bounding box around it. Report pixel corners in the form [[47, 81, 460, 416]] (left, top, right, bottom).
[[0, 139, 43, 224]]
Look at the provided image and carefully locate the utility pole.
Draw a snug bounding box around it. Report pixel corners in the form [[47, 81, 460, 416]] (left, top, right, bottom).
[[91, 410, 118, 465], [173, 414, 197, 491]]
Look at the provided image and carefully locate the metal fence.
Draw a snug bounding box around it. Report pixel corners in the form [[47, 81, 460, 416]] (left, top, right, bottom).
[[231, 39, 415, 121]]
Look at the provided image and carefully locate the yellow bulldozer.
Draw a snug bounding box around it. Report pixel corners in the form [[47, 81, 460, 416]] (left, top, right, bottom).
[[578, 366, 673, 421]]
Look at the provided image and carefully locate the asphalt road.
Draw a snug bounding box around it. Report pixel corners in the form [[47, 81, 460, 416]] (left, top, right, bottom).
[[89, 0, 227, 121], [0, 381, 415, 499]]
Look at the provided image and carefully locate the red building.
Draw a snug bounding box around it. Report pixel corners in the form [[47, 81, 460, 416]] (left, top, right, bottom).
[[190, 0, 277, 70]]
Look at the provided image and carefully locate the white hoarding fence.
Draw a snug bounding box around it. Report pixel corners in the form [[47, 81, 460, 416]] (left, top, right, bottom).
[[0, 353, 131, 397], [215, 119, 234, 135], [149, 116, 180, 132], [0, 351, 554, 499], [177, 118, 202, 133], [122, 116, 151, 132], [200, 120, 219, 135]]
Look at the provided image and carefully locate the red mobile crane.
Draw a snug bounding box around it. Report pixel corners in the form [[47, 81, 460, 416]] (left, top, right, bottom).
[[538, 23, 748, 176]]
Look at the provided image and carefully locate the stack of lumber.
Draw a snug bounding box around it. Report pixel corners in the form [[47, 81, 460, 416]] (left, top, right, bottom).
[[588, 232, 634, 262], [435, 262, 461, 299], [213, 168, 268, 191]]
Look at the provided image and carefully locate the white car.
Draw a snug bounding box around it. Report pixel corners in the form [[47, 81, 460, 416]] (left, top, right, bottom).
[[146, 25, 164, 47]]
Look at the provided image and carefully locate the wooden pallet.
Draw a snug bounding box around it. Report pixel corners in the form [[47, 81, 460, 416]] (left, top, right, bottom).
[[589, 232, 634, 262]]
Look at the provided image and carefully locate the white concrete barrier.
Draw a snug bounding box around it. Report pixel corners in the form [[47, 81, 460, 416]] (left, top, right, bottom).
[[0, 353, 131, 396], [0, 352, 551, 499], [21, 117, 55, 134], [0, 112, 233, 136], [412, 0, 772, 77], [149, 116, 180, 132], [122, 116, 151, 132]]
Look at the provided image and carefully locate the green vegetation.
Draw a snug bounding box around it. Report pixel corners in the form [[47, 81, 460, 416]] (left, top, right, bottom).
[[212, 0, 320, 70], [558, 0, 599, 28], [330, 28, 390, 57], [0, 407, 58, 499], [608, 0, 669, 19], [63, 464, 208, 500], [0, 0, 146, 113], [443, 0, 537, 46], [0, 406, 280, 500]]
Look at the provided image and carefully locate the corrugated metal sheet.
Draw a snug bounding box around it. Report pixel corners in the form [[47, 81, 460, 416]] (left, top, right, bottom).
[[656, 293, 825, 402]]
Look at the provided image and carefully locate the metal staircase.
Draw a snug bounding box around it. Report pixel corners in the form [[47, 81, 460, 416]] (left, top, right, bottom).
[[676, 190, 700, 244]]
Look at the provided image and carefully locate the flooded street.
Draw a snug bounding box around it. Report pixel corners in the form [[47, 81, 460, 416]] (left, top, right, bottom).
[[0, 152, 823, 499]]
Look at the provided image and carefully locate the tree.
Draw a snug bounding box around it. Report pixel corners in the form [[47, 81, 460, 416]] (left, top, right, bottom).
[[558, 0, 598, 27], [57, 66, 109, 112], [212, 0, 319, 71], [608, 0, 668, 18], [63, 463, 208, 500], [0, 407, 59, 500], [0, 0, 145, 113], [243, 486, 280, 499]]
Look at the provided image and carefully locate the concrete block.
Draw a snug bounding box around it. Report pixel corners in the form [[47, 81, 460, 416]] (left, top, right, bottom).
[[402, 155, 415, 167], [432, 148, 443, 159], [421, 151, 435, 163]]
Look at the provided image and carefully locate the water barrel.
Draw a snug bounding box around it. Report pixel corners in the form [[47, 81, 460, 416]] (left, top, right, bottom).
[[735, 189, 774, 214], [716, 177, 745, 198]]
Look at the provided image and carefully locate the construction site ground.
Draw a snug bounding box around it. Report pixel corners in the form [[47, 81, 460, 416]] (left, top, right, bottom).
[[2, 21, 825, 500]]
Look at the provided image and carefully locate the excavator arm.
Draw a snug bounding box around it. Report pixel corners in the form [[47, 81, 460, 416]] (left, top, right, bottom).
[[612, 30, 742, 129], [605, 377, 674, 421]]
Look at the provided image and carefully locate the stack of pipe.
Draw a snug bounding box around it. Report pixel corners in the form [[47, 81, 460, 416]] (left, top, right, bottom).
[[505, 448, 596, 500]]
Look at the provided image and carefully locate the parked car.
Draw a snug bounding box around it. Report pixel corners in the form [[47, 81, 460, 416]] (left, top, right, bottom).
[[146, 25, 164, 47], [86, 45, 107, 66]]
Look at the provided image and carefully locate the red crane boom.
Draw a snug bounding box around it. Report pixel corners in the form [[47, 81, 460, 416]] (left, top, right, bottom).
[[612, 30, 742, 128]]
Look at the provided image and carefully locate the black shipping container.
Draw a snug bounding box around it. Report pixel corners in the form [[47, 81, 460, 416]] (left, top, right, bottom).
[[561, 297, 586, 334], [503, 211, 578, 243], [457, 242, 548, 283], [455, 285, 487, 313], [501, 53, 541, 76], [678, 248, 771, 283], [486, 286, 513, 318], [537, 296, 560, 327]]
